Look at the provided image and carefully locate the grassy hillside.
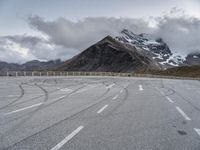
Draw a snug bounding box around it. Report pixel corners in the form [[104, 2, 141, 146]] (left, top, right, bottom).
[[138, 65, 200, 77]]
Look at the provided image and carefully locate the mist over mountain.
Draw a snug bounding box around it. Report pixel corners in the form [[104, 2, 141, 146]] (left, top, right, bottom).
[[55, 29, 200, 72], [1, 28, 200, 72], [0, 8, 200, 63]]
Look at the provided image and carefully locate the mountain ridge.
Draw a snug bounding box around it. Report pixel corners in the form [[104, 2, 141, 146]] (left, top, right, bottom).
[[1, 29, 200, 73], [0, 59, 62, 72], [56, 35, 161, 72], [115, 29, 199, 68]]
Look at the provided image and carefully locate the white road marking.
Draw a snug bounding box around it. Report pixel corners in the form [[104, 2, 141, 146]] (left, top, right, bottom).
[[52, 96, 66, 102], [71, 88, 88, 95], [120, 89, 123, 93], [166, 96, 174, 103], [194, 128, 200, 136], [97, 105, 108, 114], [106, 84, 115, 89], [60, 88, 73, 92], [75, 88, 88, 93], [176, 106, 191, 121], [51, 126, 84, 150], [112, 95, 118, 100], [139, 85, 143, 91], [0, 95, 19, 98], [4, 102, 43, 115]]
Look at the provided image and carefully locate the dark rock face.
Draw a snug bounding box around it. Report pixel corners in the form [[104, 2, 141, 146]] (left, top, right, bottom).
[[117, 29, 172, 60], [116, 29, 200, 67], [116, 29, 185, 67], [57, 36, 160, 72]]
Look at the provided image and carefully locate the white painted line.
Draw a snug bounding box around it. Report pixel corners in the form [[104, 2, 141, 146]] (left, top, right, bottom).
[[139, 85, 143, 91], [52, 96, 66, 102], [166, 96, 174, 103], [106, 84, 115, 89], [120, 89, 123, 93], [71, 88, 88, 95], [76, 88, 88, 93], [112, 95, 118, 100], [194, 128, 200, 136], [51, 126, 84, 150], [0, 95, 19, 98], [176, 106, 191, 121], [4, 102, 43, 115], [97, 105, 108, 114], [60, 88, 73, 92]]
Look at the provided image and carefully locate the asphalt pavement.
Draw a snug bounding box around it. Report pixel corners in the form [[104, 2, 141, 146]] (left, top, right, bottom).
[[0, 76, 200, 150]]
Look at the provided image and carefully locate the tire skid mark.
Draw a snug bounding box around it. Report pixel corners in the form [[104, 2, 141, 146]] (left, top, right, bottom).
[[3, 80, 112, 149], [0, 81, 86, 126], [35, 84, 48, 102], [102, 81, 129, 118], [157, 79, 200, 113], [7, 81, 85, 108], [0, 83, 25, 110], [0, 82, 50, 145]]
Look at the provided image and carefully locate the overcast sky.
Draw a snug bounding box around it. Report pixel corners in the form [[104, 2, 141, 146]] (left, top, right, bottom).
[[0, 0, 200, 63]]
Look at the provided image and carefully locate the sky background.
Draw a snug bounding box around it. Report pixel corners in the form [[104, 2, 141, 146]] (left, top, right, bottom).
[[0, 0, 200, 63]]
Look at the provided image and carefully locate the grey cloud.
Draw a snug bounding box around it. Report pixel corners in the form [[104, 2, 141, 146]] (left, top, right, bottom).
[[27, 10, 200, 56], [0, 35, 75, 63], [154, 14, 200, 55], [28, 16, 151, 50], [0, 37, 32, 63], [1, 8, 200, 63], [4, 35, 45, 46]]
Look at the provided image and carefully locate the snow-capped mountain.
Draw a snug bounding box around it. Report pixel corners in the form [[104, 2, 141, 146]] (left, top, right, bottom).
[[57, 36, 161, 72], [115, 29, 187, 68]]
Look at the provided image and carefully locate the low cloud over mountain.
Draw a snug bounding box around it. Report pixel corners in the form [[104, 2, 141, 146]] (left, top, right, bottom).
[[0, 8, 200, 63]]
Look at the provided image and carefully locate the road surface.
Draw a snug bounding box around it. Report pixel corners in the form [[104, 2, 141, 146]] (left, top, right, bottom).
[[0, 76, 200, 150]]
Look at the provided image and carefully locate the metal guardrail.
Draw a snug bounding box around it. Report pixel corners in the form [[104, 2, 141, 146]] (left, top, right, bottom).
[[0, 71, 199, 80]]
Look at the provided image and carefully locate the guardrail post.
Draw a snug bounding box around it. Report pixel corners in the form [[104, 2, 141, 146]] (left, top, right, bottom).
[[32, 72, 34, 76], [40, 72, 42, 76], [47, 72, 49, 76]]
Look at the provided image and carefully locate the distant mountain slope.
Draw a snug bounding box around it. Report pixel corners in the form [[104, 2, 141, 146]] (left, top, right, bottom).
[[57, 36, 161, 72], [0, 61, 20, 72], [185, 52, 200, 65], [0, 59, 62, 72], [139, 65, 200, 77]]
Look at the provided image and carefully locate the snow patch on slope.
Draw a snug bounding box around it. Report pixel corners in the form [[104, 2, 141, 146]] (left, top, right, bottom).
[[115, 29, 186, 67]]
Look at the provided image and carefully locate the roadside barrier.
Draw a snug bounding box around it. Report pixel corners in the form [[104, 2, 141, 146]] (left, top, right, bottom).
[[0, 71, 199, 80]]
